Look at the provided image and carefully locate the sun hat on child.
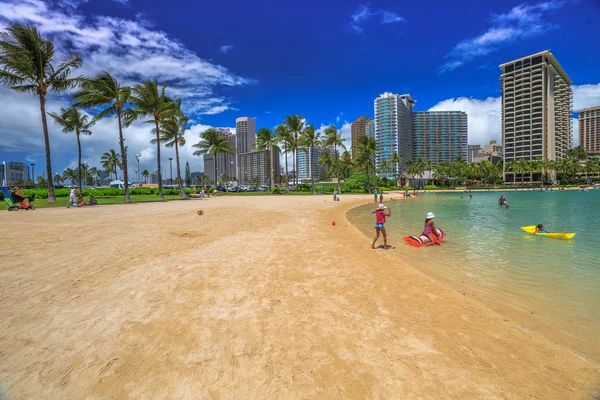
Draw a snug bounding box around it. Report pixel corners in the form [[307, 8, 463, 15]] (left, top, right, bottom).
[[378, 204, 387, 210], [426, 212, 435, 219]]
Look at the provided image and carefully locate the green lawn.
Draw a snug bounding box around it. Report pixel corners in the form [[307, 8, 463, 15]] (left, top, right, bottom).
[[1, 195, 187, 209]]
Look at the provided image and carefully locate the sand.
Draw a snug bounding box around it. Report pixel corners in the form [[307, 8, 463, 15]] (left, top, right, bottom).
[[0, 195, 598, 399]]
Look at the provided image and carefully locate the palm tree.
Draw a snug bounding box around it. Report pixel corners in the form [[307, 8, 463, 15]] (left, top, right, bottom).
[[126, 79, 175, 200], [101, 149, 122, 181], [276, 124, 291, 190], [0, 23, 82, 203], [88, 167, 100, 186], [254, 127, 280, 193], [152, 99, 187, 198], [62, 168, 77, 186], [318, 151, 333, 181], [324, 125, 346, 193], [48, 107, 94, 196], [74, 72, 132, 202], [355, 135, 376, 192], [299, 125, 321, 193], [339, 150, 352, 180], [193, 129, 235, 190], [405, 161, 422, 187], [284, 115, 305, 191], [141, 169, 150, 184], [53, 173, 62, 186], [390, 152, 402, 186]]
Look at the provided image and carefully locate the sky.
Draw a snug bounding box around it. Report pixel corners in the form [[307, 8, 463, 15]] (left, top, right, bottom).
[[1, 0, 600, 178]]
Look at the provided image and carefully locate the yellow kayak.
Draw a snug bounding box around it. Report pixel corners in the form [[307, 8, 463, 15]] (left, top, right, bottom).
[[521, 226, 576, 239]]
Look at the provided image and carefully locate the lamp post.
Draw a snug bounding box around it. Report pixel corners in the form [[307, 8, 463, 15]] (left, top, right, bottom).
[[135, 153, 141, 187], [30, 163, 35, 185], [169, 157, 173, 186], [230, 161, 234, 185]]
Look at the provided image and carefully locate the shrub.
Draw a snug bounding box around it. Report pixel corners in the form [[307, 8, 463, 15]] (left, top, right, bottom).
[[424, 185, 439, 190]]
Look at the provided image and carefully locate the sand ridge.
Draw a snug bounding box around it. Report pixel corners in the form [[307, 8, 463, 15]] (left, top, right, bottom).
[[0, 195, 598, 399]]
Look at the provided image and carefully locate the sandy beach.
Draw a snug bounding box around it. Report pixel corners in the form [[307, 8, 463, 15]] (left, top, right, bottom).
[[0, 195, 598, 399]]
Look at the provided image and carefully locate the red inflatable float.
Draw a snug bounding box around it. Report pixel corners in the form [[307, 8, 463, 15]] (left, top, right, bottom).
[[403, 228, 446, 247]]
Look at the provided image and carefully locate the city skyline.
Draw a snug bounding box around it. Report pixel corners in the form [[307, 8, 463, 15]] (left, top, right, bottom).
[[1, 0, 599, 178]]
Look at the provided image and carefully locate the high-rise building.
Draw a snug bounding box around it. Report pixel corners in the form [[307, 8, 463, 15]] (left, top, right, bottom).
[[297, 145, 337, 181], [1, 161, 30, 186], [412, 111, 468, 165], [238, 148, 281, 186], [374, 92, 415, 176], [351, 116, 373, 158], [578, 106, 600, 153], [366, 119, 375, 140], [236, 117, 256, 182], [500, 50, 573, 183], [467, 145, 481, 163], [483, 139, 502, 157]]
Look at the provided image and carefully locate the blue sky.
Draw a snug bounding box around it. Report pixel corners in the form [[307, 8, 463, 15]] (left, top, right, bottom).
[[1, 0, 600, 176]]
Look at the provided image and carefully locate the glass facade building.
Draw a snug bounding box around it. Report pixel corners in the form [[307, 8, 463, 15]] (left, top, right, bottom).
[[413, 111, 468, 165]]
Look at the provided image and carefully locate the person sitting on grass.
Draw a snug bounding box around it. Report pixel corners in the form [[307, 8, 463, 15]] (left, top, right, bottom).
[[535, 224, 547, 233], [76, 195, 86, 207], [88, 195, 98, 206]]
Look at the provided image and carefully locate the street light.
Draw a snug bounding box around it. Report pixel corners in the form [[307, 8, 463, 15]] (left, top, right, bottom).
[[30, 163, 35, 184], [169, 157, 173, 185], [230, 161, 234, 185], [135, 153, 141, 187]]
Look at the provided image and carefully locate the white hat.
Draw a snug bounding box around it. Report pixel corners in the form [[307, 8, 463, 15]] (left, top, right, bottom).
[[426, 212, 435, 219], [378, 203, 387, 210]]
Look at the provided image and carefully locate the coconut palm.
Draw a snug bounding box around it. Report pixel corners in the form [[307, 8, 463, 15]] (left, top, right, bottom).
[[324, 125, 346, 193], [355, 135, 376, 192], [74, 72, 132, 202], [101, 149, 122, 181], [284, 115, 305, 191], [48, 107, 94, 196], [318, 151, 333, 181], [276, 124, 291, 190], [0, 23, 83, 203], [193, 129, 235, 190], [152, 98, 187, 198], [141, 169, 150, 184], [390, 152, 402, 186], [53, 173, 63, 186], [405, 161, 423, 187], [299, 125, 321, 193], [62, 168, 77, 186], [339, 150, 352, 180], [88, 166, 100, 186], [125, 79, 175, 200], [254, 127, 280, 193]]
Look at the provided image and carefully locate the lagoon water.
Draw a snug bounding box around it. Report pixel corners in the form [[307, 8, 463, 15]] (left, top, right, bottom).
[[348, 189, 600, 361]]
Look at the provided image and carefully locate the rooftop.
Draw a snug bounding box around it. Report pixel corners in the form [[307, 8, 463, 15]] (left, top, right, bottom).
[[499, 50, 572, 85]]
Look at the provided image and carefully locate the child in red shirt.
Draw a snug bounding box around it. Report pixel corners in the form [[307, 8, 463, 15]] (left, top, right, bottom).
[[372, 203, 392, 249]]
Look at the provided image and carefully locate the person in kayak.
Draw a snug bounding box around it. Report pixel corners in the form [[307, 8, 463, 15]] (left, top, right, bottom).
[[422, 212, 440, 245], [535, 224, 548, 233], [371, 204, 392, 249]]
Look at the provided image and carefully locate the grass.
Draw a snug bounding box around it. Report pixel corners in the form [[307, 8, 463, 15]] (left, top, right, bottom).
[[1, 194, 187, 209]]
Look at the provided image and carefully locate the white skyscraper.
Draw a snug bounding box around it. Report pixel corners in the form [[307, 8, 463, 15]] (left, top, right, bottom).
[[374, 92, 415, 175]]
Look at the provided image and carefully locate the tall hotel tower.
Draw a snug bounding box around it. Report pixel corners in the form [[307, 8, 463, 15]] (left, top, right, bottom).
[[499, 51, 573, 183], [235, 117, 256, 182], [374, 92, 415, 175]]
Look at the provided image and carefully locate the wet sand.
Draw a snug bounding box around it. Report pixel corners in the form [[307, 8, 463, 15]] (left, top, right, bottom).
[[0, 195, 598, 399]]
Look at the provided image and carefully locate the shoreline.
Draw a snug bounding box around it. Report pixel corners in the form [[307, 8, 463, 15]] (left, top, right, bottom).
[[345, 197, 600, 365], [0, 196, 598, 398]]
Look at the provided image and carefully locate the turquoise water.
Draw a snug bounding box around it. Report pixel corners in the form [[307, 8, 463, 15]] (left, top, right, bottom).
[[348, 190, 600, 360]]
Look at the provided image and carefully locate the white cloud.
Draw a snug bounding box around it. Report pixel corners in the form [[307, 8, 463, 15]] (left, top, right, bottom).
[[440, 0, 566, 73], [0, 0, 253, 115], [428, 82, 600, 147], [348, 4, 404, 33], [220, 44, 234, 54]]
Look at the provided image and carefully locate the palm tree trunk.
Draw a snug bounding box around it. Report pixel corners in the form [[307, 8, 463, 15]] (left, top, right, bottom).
[[115, 108, 131, 202], [175, 142, 185, 198], [335, 144, 341, 193], [154, 120, 164, 200], [76, 132, 82, 197], [284, 143, 289, 192], [213, 153, 218, 194], [310, 146, 315, 194], [39, 94, 56, 203], [293, 146, 297, 191], [366, 159, 370, 193], [269, 147, 273, 193]]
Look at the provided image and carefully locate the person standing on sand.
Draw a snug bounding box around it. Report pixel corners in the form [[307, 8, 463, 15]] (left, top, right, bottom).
[[66, 187, 77, 208], [372, 204, 392, 249]]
